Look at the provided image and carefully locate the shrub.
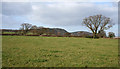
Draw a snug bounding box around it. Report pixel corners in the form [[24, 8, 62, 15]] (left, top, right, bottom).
[[108, 32, 115, 38]]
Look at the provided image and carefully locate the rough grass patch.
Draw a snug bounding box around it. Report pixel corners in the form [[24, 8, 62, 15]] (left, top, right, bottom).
[[29, 59, 48, 62], [50, 50, 62, 53]]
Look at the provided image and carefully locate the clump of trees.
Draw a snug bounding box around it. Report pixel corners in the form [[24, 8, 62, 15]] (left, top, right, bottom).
[[82, 14, 114, 38], [30, 26, 44, 35], [18, 23, 70, 37], [98, 30, 106, 38], [108, 32, 115, 38], [19, 23, 46, 35]]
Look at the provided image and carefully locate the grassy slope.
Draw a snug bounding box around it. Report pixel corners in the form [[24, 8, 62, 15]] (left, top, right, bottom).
[[2, 36, 118, 67]]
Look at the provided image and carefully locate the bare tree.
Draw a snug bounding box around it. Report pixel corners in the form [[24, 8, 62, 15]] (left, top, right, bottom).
[[82, 14, 114, 38], [21, 23, 32, 35]]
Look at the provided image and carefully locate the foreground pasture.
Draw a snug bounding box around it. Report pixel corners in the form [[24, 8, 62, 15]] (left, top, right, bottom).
[[2, 36, 118, 67]]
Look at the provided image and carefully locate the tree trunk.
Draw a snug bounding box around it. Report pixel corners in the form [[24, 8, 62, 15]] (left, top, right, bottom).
[[93, 33, 98, 39]]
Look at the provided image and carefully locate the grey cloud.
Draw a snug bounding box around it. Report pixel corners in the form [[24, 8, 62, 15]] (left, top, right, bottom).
[[2, 15, 22, 29], [2, 2, 33, 29], [2, 2, 32, 16]]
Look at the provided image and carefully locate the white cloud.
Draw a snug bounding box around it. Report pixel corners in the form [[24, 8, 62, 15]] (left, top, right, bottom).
[[27, 2, 118, 27]]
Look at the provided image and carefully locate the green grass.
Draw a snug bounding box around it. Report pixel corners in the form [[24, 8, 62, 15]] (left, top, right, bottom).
[[3, 32, 15, 34], [2, 36, 118, 67]]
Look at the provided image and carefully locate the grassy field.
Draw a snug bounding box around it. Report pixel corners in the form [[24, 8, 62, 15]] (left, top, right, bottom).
[[2, 36, 118, 67]]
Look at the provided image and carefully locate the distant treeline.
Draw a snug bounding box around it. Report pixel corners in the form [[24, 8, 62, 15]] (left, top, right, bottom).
[[1, 28, 70, 37], [1, 23, 113, 38], [0, 28, 106, 38]]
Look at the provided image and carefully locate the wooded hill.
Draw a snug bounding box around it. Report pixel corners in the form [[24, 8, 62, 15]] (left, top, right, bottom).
[[1, 27, 106, 38]]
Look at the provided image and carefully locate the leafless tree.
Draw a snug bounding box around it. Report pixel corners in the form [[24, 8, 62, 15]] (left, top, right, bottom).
[[21, 23, 32, 35], [82, 14, 114, 38]]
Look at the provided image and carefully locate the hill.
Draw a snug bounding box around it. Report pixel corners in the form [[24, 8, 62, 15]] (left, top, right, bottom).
[[71, 31, 93, 37], [1, 28, 94, 37]]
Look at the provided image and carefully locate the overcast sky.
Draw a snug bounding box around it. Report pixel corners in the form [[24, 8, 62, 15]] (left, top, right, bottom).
[[1, 1, 119, 36]]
